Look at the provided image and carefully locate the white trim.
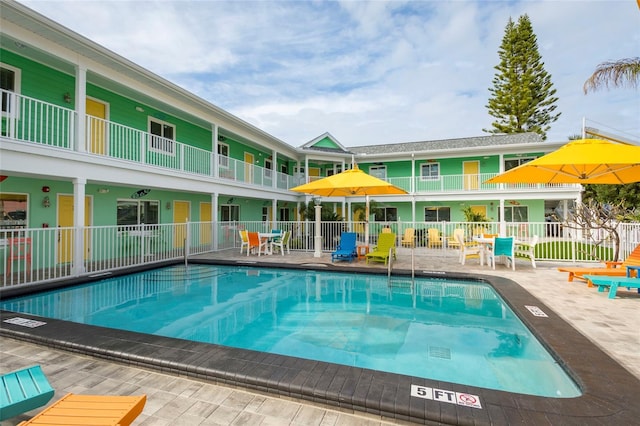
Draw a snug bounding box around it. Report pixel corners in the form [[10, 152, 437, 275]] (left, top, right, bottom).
[[1, 62, 21, 118], [420, 162, 440, 181], [148, 117, 176, 155]]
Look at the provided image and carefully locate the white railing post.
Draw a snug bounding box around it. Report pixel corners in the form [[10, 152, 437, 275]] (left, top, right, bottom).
[[185, 220, 191, 264], [314, 203, 322, 257]]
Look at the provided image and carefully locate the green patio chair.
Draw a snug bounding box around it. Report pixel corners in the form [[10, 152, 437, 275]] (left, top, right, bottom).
[[366, 232, 397, 265]]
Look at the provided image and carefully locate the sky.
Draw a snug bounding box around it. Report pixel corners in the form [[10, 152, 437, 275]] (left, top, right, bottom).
[[20, 0, 640, 147]]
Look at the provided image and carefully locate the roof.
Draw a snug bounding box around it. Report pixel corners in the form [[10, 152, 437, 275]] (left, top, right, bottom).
[[349, 133, 544, 155], [300, 132, 351, 153]]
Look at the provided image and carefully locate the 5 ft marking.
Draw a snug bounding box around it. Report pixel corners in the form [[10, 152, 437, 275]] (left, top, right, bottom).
[[411, 385, 482, 409]]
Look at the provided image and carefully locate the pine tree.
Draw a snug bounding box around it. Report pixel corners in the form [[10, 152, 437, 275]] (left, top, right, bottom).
[[484, 15, 560, 140]]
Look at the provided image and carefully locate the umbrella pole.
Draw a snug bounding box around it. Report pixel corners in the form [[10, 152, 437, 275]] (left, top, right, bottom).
[[314, 203, 322, 257], [364, 195, 370, 245]]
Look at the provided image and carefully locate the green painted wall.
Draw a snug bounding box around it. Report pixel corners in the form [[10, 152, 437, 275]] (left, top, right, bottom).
[[1, 49, 74, 107]]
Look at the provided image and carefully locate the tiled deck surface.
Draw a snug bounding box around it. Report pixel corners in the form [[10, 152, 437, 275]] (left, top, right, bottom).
[[1, 247, 639, 425]]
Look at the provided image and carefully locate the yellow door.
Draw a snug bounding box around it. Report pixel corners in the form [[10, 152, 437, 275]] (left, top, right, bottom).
[[86, 98, 107, 155], [463, 161, 479, 190], [244, 152, 254, 183], [58, 195, 91, 263], [199, 202, 212, 244], [173, 201, 190, 248], [308, 167, 320, 182], [471, 205, 487, 220]]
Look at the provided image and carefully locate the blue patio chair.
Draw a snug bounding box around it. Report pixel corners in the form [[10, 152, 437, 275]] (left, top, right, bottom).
[[486, 236, 516, 270], [331, 232, 358, 262], [0, 365, 54, 421], [270, 229, 283, 242]]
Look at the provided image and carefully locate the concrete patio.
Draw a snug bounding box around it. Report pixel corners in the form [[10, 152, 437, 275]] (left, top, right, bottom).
[[1, 247, 638, 425]]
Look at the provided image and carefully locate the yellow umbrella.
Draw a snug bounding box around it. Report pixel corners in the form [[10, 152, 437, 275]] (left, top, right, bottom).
[[485, 139, 640, 185], [290, 164, 408, 196], [290, 164, 407, 246]]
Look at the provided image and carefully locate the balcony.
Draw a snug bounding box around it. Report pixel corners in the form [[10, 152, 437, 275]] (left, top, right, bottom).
[[1, 90, 577, 196]]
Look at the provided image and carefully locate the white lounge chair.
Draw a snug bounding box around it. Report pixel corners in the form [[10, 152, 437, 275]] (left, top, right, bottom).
[[515, 235, 538, 268], [456, 233, 480, 265]]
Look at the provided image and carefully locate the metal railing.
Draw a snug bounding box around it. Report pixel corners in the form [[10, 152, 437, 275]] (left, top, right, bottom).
[[2, 220, 638, 289], [1, 90, 75, 149], [3, 91, 580, 195]]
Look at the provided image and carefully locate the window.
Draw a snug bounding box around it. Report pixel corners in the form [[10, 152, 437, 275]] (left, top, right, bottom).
[[279, 207, 290, 221], [117, 200, 159, 226], [424, 206, 450, 222], [504, 157, 534, 171], [0, 193, 28, 234], [374, 207, 397, 222], [1, 63, 21, 115], [265, 159, 272, 179], [420, 163, 440, 180], [369, 165, 387, 180], [218, 142, 229, 168], [279, 164, 289, 186], [327, 164, 343, 176], [220, 204, 239, 221], [504, 205, 529, 222], [149, 118, 175, 154]]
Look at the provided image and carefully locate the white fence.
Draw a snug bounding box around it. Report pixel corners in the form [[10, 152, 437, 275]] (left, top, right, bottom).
[[2, 221, 639, 289], [3, 90, 582, 195]]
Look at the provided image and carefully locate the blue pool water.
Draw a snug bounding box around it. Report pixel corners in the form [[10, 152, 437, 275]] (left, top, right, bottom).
[[1, 264, 580, 397]]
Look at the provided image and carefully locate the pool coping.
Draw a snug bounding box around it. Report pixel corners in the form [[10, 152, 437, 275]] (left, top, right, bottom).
[[1, 259, 639, 425]]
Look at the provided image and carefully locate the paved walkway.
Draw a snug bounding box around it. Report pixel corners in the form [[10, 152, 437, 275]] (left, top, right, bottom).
[[1, 248, 638, 425]]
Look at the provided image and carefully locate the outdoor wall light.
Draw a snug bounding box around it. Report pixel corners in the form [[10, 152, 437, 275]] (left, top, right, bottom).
[[42, 196, 51, 208], [165, 202, 171, 210], [313, 196, 322, 206], [63, 92, 72, 103], [41, 186, 50, 192], [135, 106, 145, 112]]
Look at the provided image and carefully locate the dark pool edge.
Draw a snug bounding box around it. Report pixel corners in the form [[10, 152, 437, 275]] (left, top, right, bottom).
[[1, 261, 639, 425]]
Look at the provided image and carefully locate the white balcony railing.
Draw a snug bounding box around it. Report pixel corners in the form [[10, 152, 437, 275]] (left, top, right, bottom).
[[2, 90, 578, 195], [1, 89, 75, 149]]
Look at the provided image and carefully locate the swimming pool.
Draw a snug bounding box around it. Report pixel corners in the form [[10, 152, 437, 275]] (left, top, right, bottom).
[[3, 258, 640, 425], [0, 264, 579, 397]]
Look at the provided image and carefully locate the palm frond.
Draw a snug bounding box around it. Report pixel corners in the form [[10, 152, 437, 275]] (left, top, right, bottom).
[[583, 57, 640, 93]]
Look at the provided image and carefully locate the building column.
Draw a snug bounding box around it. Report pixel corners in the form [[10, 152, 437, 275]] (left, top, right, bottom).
[[75, 65, 87, 152], [272, 149, 278, 189], [212, 192, 218, 250], [73, 177, 86, 276], [212, 124, 218, 179]]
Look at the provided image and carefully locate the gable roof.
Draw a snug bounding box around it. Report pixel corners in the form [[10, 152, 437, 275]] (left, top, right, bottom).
[[300, 132, 351, 153], [349, 133, 543, 155]]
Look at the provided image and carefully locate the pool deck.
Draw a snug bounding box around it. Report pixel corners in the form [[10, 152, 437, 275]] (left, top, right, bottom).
[[1, 248, 639, 425]]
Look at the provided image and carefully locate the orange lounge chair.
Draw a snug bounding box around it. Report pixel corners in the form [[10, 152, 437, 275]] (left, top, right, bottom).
[[558, 244, 640, 285], [18, 393, 146, 426]]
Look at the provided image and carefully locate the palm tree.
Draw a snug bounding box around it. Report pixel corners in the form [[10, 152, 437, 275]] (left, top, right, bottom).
[[583, 57, 640, 93]]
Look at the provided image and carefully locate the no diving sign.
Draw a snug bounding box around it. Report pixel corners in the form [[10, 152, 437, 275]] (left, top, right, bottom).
[[411, 384, 482, 409], [3, 317, 47, 328]]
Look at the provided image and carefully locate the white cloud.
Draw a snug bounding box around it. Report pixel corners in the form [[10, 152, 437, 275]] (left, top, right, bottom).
[[20, 0, 640, 146]]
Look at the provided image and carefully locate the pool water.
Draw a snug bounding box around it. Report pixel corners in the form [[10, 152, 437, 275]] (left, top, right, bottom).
[[0, 264, 580, 397]]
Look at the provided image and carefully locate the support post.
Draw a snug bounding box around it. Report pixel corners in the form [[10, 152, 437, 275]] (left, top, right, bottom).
[[314, 202, 322, 258]]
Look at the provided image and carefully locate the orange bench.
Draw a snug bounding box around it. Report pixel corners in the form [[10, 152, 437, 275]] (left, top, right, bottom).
[[558, 244, 640, 286], [18, 393, 146, 426]]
